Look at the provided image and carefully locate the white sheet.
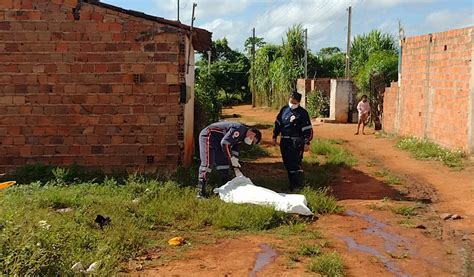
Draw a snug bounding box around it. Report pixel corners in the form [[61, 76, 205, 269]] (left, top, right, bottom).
[[213, 176, 313, 216]]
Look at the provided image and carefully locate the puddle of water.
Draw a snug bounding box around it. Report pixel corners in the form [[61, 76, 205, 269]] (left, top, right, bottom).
[[346, 210, 414, 256], [341, 210, 415, 277], [249, 243, 278, 277], [340, 236, 410, 277]]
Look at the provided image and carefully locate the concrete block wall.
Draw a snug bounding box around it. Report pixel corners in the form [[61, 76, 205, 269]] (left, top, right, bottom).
[[383, 26, 473, 153], [329, 79, 351, 123], [0, 0, 188, 172]]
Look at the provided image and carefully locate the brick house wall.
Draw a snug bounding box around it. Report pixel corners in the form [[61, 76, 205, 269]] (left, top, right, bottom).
[[312, 78, 331, 96], [0, 0, 210, 172], [383, 26, 474, 153]]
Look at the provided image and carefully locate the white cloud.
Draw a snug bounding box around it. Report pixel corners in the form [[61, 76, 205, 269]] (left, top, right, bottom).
[[423, 10, 474, 32], [108, 0, 473, 52], [156, 0, 251, 23], [201, 18, 249, 50], [364, 0, 439, 9], [250, 0, 354, 50]]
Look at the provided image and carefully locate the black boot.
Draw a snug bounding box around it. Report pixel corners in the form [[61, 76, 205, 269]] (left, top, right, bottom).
[[288, 172, 298, 193], [196, 180, 208, 199], [296, 171, 305, 189]]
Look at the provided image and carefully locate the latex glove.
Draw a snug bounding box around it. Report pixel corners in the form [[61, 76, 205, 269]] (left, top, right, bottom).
[[230, 156, 241, 168]]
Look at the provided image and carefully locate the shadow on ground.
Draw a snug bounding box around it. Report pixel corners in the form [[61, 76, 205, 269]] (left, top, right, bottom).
[[239, 160, 425, 204]]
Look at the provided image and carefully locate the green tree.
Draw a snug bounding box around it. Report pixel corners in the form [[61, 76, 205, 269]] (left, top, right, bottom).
[[354, 50, 398, 94], [244, 36, 266, 57], [350, 30, 397, 77], [197, 38, 251, 105], [308, 47, 345, 78], [250, 24, 306, 108], [250, 44, 282, 106], [282, 24, 305, 87]]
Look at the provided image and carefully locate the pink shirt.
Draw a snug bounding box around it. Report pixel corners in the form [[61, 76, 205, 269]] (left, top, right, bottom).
[[357, 101, 370, 115]]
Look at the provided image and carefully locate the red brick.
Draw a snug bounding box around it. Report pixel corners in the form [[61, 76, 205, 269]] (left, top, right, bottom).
[[0, 21, 10, 30], [95, 64, 107, 73]]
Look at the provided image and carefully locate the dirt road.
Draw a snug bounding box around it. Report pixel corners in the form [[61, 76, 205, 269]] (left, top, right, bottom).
[[136, 105, 473, 276]]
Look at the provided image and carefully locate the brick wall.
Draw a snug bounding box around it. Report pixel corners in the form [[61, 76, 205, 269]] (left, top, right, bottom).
[[0, 0, 189, 172], [383, 26, 473, 152], [311, 78, 331, 96]]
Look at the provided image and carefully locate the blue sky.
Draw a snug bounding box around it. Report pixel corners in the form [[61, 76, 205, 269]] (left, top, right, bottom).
[[103, 0, 473, 53]]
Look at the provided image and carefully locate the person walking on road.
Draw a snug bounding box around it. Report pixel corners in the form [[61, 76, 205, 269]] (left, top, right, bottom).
[[273, 91, 313, 192], [197, 121, 262, 198]]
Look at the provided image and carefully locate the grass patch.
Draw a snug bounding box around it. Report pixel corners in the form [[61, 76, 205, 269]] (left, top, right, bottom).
[[301, 187, 343, 215], [310, 139, 357, 167], [396, 137, 466, 169], [373, 169, 404, 185], [308, 251, 344, 277], [366, 160, 378, 167], [319, 239, 331, 248], [392, 204, 422, 217], [1, 163, 110, 185], [296, 244, 321, 257], [398, 219, 416, 228], [386, 175, 403, 185], [274, 222, 307, 237], [239, 144, 270, 161], [0, 177, 298, 275]]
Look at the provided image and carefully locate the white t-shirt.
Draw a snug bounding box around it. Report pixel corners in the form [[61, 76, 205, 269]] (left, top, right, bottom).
[[357, 101, 370, 115]]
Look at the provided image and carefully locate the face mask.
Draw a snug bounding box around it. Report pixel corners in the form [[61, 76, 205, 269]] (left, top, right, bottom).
[[289, 101, 299, 110], [244, 137, 253, 145]]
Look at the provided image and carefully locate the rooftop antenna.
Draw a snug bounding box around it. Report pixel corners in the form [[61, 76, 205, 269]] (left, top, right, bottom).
[[186, 3, 197, 74], [177, 0, 180, 22]]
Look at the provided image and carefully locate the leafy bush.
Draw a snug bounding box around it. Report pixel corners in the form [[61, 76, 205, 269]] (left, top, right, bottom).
[[306, 90, 330, 118], [354, 50, 398, 95], [195, 73, 221, 131], [350, 30, 398, 77]]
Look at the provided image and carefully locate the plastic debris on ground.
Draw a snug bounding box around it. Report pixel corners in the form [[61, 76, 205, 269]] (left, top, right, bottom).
[[213, 176, 313, 216], [0, 181, 16, 190], [168, 236, 186, 246]]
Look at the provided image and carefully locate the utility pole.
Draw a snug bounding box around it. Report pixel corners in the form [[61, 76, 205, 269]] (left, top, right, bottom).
[[207, 50, 211, 75], [251, 27, 256, 107], [397, 19, 405, 87], [304, 28, 308, 79], [345, 6, 352, 79], [186, 3, 197, 74], [177, 0, 180, 22]]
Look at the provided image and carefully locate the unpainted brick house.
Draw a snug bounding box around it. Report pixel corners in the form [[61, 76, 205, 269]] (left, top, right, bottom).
[[0, 0, 212, 172], [383, 26, 474, 154]]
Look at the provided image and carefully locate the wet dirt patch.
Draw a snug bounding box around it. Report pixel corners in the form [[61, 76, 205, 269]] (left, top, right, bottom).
[[341, 210, 413, 277], [249, 244, 278, 277]]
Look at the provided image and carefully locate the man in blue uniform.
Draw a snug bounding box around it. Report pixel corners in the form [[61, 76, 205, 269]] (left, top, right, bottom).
[[273, 91, 313, 191], [197, 121, 262, 198]]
